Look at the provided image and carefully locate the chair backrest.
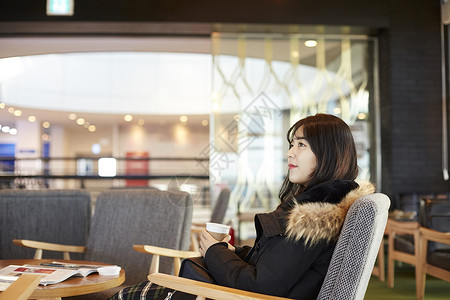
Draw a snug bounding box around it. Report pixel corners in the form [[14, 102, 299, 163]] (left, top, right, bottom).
[[317, 193, 390, 300], [0, 189, 91, 260], [210, 187, 231, 224], [419, 198, 450, 251], [84, 189, 193, 285]]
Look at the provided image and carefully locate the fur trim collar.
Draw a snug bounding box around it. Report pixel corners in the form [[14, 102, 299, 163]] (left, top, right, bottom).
[[285, 180, 375, 246]]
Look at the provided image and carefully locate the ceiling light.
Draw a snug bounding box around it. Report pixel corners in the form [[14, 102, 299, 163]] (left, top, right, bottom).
[[138, 119, 145, 126], [47, 0, 74, 16], [13, 110, 22, 116], [358, 113, 367, 120], [88, 125, 96, 132], [91, 143, 101, 154], [179, 115, 188, 123], [8, 107, 14, 113], [0, 103, 5, 109], [124, 114, 133, 122], [201, 119, 209, 126], [2, 126, 10, 133], [42, 121, 51, 128], [28, 116, 36, 122], [76, 118, 85, 125], [304, 40, 318, 47], [68, 113, 77, 120], [9, 128, 17, 135]]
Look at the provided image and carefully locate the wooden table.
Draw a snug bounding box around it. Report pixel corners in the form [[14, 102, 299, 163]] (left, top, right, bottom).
[[0, 259, 125, 299]]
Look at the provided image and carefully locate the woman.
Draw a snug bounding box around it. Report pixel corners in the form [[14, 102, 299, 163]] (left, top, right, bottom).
[[111, 113, 375, 300]]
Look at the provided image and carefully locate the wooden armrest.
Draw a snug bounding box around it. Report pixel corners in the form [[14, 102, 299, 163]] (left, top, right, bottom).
[[13, 239, 86, 260], [133, 245, 200, 259], [134, 245, 200, 276], [0, 274, 41, 300], [189, 227, 203, 252], [419, 227, 450, 245], [386, 219, 419, 235], [148, 273, 292, 300], [191, 226, 204, 234]]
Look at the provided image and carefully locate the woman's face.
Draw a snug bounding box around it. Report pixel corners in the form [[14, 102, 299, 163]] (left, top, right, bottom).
[[287, 127, 317, 185]]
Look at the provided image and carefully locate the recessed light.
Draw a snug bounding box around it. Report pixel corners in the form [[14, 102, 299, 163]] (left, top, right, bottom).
[[304, 40, 318, 47]]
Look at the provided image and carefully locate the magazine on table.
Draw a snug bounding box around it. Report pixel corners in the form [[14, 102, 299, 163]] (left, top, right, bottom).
[[0, 261, 108, 286]]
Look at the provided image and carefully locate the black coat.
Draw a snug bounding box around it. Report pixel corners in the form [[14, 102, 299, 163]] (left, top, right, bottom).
[[204, 180, 375, 300]]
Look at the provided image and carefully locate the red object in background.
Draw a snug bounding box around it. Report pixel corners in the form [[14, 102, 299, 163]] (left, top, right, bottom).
[[228, 226, 235, 246], [125, 151, 149, 187]]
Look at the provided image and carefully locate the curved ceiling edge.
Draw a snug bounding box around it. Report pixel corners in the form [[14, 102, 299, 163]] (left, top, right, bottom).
[[0, 36, 212, 59]]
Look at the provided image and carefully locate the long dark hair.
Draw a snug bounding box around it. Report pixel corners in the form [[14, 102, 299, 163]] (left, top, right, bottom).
[[278, 113, 359, 202]]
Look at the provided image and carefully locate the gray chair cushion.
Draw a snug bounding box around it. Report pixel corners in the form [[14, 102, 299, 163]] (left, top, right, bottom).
[[394, 234, 415, 254], [429, 250, 450, 271], [317, 193, 390, 300], [0, 189, 91, 260], [420, 198, 450, 251], [84, 189, 193, 285]]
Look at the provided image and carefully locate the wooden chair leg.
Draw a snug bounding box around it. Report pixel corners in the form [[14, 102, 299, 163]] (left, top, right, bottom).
[[149, 254, 160, 274], [417, 234, 428, 300], [378, 238, 385, 282], [190, 231, 200, 252], [387, 232, 395, 288], [33, 249, 43, 260], [414, 229, 422, 300], [174, 257, 181, 277]]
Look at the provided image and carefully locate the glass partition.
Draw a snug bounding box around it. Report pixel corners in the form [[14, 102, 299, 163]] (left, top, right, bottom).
[[209, 33, 379, 221]]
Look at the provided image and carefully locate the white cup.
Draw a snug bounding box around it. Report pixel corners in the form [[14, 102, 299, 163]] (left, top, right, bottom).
[[97, 266, 121, 276], [206, 222, 230, 241]]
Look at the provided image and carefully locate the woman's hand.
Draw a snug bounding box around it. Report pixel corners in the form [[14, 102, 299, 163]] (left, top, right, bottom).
[[199, 228, 234, 257]]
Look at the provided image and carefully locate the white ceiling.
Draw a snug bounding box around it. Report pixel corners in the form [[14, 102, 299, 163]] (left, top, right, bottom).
[[0, 35, 338, 132], [0, 36, 213, 130]]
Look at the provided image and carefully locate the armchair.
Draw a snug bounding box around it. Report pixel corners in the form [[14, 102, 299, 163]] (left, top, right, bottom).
[[386, 218, 420, 288], [13, 189, 194, 288], [0, 189, 91, 260], [147, 193, 390, 300], [416, 197, 450, 300], [417, 227, 450, 300], [387, 197, 450, 298]]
